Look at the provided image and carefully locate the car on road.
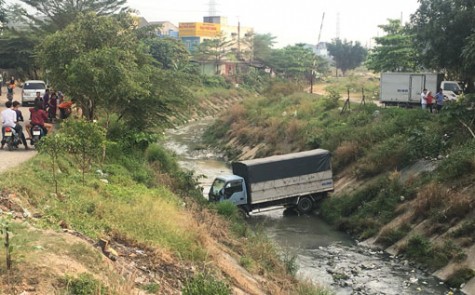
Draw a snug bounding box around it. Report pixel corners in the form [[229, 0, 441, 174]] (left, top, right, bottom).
[[21, 80, 46, 106]]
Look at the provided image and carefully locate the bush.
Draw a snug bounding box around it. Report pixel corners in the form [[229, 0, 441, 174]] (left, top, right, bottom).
[[213, 201, 239, 219], [145, 144, 179, 174], [404, 235, 431, 261], [201, 75, 232, 88], [281, 250, 299, 276], [436, 141, 475, 183], [402, 236, 463, 270], [263, 80, 301, 98], [61, 273, 108, 295], [376, 224, 411, 248], [446, 268, 475, 289], [451, 219, 475, 240], [182, 273, 231, 295]]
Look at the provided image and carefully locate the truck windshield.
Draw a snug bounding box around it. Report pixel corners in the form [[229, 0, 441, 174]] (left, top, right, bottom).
[[210, 178, 226, 196], [443, 83, 462, 92]]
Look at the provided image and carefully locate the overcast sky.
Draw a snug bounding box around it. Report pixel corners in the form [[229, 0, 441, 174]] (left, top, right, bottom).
[[128, 0, 420, 47], [6, 0, 420, 48]]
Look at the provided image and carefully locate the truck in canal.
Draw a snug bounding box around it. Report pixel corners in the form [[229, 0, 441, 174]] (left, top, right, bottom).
[[208, 149, 333, 214]]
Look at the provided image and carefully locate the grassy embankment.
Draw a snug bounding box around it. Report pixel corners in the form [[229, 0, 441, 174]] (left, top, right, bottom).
[[0, 86, 331, 294], [203, 75, 475, 288]]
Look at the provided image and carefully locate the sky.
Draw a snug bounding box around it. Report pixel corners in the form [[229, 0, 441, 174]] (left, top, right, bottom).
[[5, 0, 420, 48], [127, 0, 420, 47]]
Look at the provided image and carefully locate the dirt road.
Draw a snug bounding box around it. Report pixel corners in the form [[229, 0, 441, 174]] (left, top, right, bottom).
[[0, 86, 37, 174]]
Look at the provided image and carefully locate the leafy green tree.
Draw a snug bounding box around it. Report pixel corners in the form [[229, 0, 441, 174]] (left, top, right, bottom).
[[61, 120, 106, 184], [0, 0, 6, 24], [37, 133, 68, 195], [410, 0, 475, 87], [37, 13, 191, 131], [269, 43, 327, 84], [0, 30, 39, 77], [193, 32, 235, 75], [17, 0, 127, 31], [144, 37, 195, 73], [240, 33, 276, 69], [327, 39, 367, 76], [366, 19, 417, 72]]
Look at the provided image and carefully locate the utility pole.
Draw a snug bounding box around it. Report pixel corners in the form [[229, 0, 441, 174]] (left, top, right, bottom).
[[311, 12, 325, 94]]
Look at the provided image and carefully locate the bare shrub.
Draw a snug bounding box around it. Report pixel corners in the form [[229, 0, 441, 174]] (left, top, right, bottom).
[[413, 183, 447, 219], [333, 141, 361, 172], [285, 119, 305, 144]]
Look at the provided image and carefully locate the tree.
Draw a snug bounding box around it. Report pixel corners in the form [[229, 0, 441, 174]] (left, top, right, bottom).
[[0, 0, 6, 24], [145, 37, 192, 71], [240, 33, 276, 68], [327, 39, 367, 76], [409, 0, 475, 85], [37, 13, 191, 131], [61, 120, 106, 184], [37, 133, 67, 195], [193, 32, 235, 75], [269, 44, 327, 85], [0, 30, 39, 77], [17, 0, 127, 31], [366, 19, 418, 72]]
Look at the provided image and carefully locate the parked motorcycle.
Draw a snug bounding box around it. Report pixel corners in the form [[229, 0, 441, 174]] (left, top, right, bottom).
[[3, 127, 21, 151], [30, 125, 45, 146]]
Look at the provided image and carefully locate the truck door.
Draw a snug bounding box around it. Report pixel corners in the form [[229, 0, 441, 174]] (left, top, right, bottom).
[[409, 74, 425, 103], [223, 180, 247, 206]]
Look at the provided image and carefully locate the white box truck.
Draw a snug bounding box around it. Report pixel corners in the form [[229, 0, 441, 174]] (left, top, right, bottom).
[[208, 149, 333, 214], [380, 72, 462, 106]]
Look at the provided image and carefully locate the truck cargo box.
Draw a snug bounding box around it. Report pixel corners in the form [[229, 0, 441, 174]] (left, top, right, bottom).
[[380, 72, 443, 105], [232, 149, 333, 205]]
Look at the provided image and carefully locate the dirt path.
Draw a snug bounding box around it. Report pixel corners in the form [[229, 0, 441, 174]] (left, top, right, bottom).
[[0, 86, 38, 174]]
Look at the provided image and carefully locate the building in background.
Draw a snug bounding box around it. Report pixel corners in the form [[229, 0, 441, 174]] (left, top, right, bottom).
[[149, 21, 179, 38], [179, 16, 253, 76], [179, 21, 221, 51]]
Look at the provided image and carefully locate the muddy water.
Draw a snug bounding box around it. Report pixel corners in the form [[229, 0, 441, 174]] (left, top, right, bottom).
[[163, 119, 454, 295]]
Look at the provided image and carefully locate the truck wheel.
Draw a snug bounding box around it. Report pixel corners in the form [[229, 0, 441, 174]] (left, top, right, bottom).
[[297, 197, 314, 214]]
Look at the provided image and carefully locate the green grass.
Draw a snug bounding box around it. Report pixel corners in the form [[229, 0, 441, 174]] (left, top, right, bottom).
[[182, 272, 231, 295], [60, 273, 109, 295], [1, 154, 206, 262], [401, 236, 465, 271]]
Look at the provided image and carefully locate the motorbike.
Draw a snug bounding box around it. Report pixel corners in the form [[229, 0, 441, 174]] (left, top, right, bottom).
[[30, 125, 45, 146], [3, 127, 21, 151]]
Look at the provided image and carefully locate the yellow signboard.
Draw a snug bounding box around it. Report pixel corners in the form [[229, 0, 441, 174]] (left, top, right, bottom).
[[179, 22, 220, 37]]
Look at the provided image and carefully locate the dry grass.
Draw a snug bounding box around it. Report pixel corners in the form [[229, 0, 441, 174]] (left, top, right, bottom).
[[333, 141, 361, 172], [413, 183, 474, 222]]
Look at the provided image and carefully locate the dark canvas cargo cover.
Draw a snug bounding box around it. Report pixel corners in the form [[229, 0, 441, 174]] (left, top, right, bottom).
[[232, 149, 331, 184]]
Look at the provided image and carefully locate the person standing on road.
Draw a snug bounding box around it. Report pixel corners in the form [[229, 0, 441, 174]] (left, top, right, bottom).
[[42, 88, 50, 111], [435, 88, 444, 113], [48, 91, 58, 122], [34, 91, 43, 106], [420, 89, 428, 110]]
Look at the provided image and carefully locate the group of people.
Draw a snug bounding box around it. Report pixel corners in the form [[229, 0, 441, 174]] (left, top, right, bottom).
[[1, 100, 30, 149], [420, 88, 444, 113], [0, 85, 69, 150]]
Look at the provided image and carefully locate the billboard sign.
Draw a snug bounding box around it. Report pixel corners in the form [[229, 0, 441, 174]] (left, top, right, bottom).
[[179, 22, 220, 37]]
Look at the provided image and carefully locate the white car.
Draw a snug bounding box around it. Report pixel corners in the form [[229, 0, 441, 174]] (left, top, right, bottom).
[[21, 80, 46, 106]]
